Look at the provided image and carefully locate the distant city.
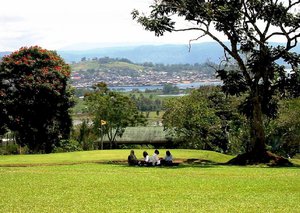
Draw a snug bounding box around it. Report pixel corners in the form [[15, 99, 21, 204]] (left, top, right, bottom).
[[69, 57, 220, 89], [70, 67, 220, 89]]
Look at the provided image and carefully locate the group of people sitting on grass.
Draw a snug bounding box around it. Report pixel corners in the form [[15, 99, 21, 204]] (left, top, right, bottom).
[[128, 149, 177, 166]]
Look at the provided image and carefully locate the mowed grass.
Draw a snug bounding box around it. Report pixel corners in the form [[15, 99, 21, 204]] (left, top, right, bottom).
[[0, 149, 232, 166], [0, 150, 299, 212]]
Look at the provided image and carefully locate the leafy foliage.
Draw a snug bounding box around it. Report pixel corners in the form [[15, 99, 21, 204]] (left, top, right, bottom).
[[53, 139, 82, 153], [0, 46, 74, 153], [84, 82, 146, 148], [162, 83, 180, 94], [266, 98, 300, 157], [134, 0, 300, 160], [163, 87, 244, 153], [130, 93, 162, 112]]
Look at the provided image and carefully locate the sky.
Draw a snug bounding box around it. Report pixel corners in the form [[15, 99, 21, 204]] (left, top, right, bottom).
[[0, 0, 212, 51]]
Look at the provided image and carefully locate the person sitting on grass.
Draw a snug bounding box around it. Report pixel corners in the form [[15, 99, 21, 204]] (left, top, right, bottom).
[[139, 151, 152, 166], [164, 150, 173, 166], [128, 150, 139, 166], [151, 149, 161, 166], [161, 150, 179, 166]]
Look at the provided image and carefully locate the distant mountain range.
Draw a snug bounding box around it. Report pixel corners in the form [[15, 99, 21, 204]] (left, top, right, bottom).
[[1, 42, 300, 64], [58, 42, 300, 64], [58, 42, 227, 64]]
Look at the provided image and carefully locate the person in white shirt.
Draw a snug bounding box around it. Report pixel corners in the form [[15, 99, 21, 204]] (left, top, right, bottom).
[[151, 149, 161, 166], [142, 151, 151, 166]]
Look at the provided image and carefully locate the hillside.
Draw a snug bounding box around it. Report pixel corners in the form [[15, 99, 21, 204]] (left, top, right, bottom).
[[70, 58, 216, 87], [71, 59, 144, 72], [1, 42, 300, 65], [58, 42, 300, 64], [59, 42, 225, 64]]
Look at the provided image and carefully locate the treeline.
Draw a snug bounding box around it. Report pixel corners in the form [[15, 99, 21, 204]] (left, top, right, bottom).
[[130, 93, 162, 112], [141, 61, 216, 75], [77, 56, 216, 75], [81, 56, 132, 64], [162, 86, 300, 157], [71, 85, 299, 157]]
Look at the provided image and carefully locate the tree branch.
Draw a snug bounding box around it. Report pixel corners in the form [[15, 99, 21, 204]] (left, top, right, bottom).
[[174, 24, 252, 84], [188, 34, 207, 52], [241, 1, 264, 41]]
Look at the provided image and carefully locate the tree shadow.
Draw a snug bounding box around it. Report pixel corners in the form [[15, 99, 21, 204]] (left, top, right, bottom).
[[113, 158, 225, 169], [113, 157, 300, 169]]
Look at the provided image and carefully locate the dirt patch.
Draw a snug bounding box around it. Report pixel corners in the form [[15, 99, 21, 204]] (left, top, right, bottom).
[[227, 151, 293, 166]]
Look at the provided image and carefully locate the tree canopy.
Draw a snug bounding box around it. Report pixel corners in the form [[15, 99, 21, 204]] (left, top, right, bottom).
[[163, 87, 243, 153], [133, 0, 300, 164], [0, 46, 74, 153], [163, 89, 221, 150], [84, 82, 146, 149]]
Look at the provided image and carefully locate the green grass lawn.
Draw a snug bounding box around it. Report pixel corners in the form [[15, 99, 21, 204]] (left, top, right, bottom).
[[0, 150, 299, 212], [0, 149, 232, 166]]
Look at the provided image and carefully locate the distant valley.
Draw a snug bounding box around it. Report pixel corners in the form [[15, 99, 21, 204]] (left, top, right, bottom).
[[1, 42, 299, 89]]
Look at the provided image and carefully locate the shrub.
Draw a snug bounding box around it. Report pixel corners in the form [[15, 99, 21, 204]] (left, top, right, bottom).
[[53, 139, 82, 153], [0, 144, 19, 155]]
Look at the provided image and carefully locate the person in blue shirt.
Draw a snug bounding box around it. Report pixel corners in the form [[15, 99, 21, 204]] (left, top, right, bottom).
[[163, 150, 173, 166]]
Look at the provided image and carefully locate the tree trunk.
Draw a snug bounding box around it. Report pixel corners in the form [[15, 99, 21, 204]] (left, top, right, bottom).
[[228, 95, 292, 166], [249, 95, 266, 159]]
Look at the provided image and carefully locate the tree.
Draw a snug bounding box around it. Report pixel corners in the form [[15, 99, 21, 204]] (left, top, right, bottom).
[[0, 46, 74, 153], [163, 89, 221, 150], [266, 98, 300, 157], [162, 83, 180, 94], [163, 87, 243, 153], [85, 82, 146, 149], [133, 0, 300, 164]]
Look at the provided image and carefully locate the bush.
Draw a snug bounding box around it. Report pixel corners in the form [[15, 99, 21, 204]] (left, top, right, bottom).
[[0, 144, 19, 155], [118, 144, 155, 149], [71, 119, 98, 151], [266, 99, 300, 157], [53, 139, 82, 153]]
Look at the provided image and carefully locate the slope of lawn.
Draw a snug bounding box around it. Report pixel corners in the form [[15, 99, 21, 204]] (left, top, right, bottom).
[[0, 149, 233, 166], [0, 162, 299, 212]]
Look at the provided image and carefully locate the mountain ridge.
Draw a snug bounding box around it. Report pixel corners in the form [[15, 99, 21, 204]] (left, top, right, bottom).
[[58, 42, 226, 64], [1, 42, 299, 65]]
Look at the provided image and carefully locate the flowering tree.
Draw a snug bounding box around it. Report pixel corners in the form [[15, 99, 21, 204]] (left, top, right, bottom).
[[0, 46, 74, 153]]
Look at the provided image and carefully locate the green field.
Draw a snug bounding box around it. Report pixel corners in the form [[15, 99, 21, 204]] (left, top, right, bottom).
[[0, 150, 299, 212]]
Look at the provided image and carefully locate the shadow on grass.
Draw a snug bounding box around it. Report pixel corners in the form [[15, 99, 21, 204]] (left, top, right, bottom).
[[109, 158, 227, 169], [110, 157, 300, 169], [1, 158, 299, 168]]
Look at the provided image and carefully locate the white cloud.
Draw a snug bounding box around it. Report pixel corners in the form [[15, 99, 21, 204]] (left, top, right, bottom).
[[0, 0, 215, 51], [0, 0, 296, 51]]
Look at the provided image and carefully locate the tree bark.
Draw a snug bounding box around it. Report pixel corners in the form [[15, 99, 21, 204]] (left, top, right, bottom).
[[228, 94, 291, 165], [249, 95, 266, 158]]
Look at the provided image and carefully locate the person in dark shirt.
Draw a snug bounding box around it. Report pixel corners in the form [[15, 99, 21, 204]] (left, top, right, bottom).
[[128, 150, 139, 166]]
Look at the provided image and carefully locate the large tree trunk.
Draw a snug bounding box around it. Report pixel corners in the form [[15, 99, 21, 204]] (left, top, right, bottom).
[[228, 95, 292, 166], [249, 96, 266, 158]]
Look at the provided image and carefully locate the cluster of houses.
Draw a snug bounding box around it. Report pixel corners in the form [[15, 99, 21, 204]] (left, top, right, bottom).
[[71, 69, 215, 88]]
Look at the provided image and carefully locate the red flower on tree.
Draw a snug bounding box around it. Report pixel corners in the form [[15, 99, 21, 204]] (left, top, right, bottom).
[[0, 46, 74, 153]]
